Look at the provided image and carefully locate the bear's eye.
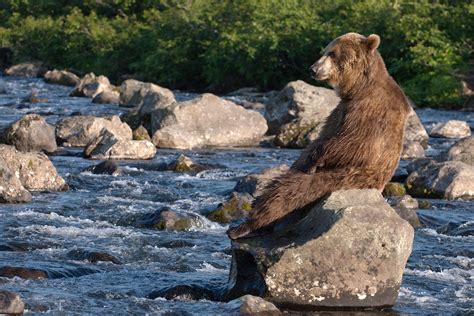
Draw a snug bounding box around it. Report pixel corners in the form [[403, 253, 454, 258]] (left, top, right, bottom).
[[327, 51, 336, 58]]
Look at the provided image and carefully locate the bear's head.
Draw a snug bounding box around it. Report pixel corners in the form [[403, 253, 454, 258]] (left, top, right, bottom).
[[310, 33, 382, 93]]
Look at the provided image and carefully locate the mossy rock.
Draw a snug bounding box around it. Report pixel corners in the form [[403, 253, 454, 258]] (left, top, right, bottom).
[[168, 155, 210, 174], [274, 121, 320, 148], [132, 125, 151, 141], [417, 199, 431, 209], [383, 182, 407, 197], [405, 183, 444, 199], [132, 207, 196, 231], [207, 192, 253, 224]]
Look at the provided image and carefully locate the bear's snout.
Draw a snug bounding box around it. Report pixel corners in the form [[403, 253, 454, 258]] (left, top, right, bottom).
[[310, 56, 332, 81]]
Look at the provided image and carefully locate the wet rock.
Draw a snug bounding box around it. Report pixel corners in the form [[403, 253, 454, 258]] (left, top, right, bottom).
[[5, 62, 47, 77], [167, 154, 210, 173], [1, 114, 57, 153], [67, 249, 121, 264], [83, 160, 121, 175], [0, 144, 67, 191], [430, 120, 471, 138], [92, 90, 120, 104], [234, 165, 289, 198], [226, 189, 414, 309], [134, 207, 198, 231], [388, 195, 421, 228], [21, 90, 48, 103], [0, 290, 25, 314], [84, 129, 156, 160], [438, 136, 474, 166], [56, 115, 132, 147], [207, 192, 253, 224], [120, 79, 175, 112], [406, 160, 474, 200], [0, 241, 51, 251], [0, 161, 32, 203], [132, 125, 151, 141], [70, 73, 112, 98], [152, 93, 267, 149], [404, 108, 429, 148], [229, 295, 281, 316], [44, 69, 81, 86], [436, 221, 473, 237], [382, 182, 406, 197], [157, 240, 195, 248], [0, 266, 48, 279], [401, 141, 425, 160], [148, 284, 217, 301], [417, 199, 431, 209], [265, 81, 339, 148]]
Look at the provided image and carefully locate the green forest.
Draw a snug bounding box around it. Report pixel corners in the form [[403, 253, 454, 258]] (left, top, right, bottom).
[[0, 0, 472, 107]]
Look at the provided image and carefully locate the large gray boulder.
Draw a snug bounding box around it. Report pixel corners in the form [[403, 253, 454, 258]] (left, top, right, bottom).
[[119, 79, 175, 111], [226, 189, 414, 309], [56, 115, 132, 147], [152, 93, 267, 149], [0, 144, 67, 191], [5, 62, 47, 77], [406, 160, 474, 200], [70, 73, 112, 98], [401, 108, 428, 159], [0, 161, 32, 203], [438, 136, 474, 166], [0, 290, 25, 314], [84, 129, 156, 160], [44, 69, 81, 86], [1, 114, 57, 153], [265, 81, 339, 148], [430, 120, 471, 138]]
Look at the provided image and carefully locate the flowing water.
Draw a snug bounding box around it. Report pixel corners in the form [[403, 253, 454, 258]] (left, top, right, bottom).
[[0, 76, 472, 315]]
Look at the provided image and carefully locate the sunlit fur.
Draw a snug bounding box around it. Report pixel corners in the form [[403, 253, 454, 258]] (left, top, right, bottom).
[[227, 33, 411, 240]]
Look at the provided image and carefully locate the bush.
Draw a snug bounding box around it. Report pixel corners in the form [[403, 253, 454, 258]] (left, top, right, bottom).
[[0, 0, 471, 107]]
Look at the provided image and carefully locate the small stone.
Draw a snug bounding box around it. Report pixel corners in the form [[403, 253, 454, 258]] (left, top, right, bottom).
[[132, 126, 151, 141], [417, 199, 431, 209], [207, 192, 253, 224], [383, 182, 406, 197], [134, 207, 198, 231], [83, 161, 120, 175], [430, 120, 471, 138], [167, 154, 210, 173], [0, 290, 25, 314], [0, 266, 48, 279], [148, 284, 216, 301], [229, 295, 281, 316], [67, 249, 121, 264]]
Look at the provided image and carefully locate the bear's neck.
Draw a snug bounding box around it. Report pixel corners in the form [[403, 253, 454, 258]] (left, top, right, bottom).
[[337, 56, 389, 101]]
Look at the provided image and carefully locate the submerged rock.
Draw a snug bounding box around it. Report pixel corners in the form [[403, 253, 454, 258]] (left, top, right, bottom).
[[56, 115, 132, 147], [228, 295, 281, 316], [167, 154, 210, 173], [0, 144, 67, 191], [133, 207, 199, 231], [0, 290, 25, 314], [0, 266, 48, 279], [5, 62, 47, 77], [70, 73, 112, 98], [148, 284, 217, 301], [67, 249, 121, 264], [265, 81, 339, 148], [151, 93, 267, 149], [226, 189, 414, 309], [430, 120, 471, 138], [406, 160, 474, 200], [0, 161, 31, 203], [44, 69, 81, 86], [84, 129, 156, 160], [207, 192, 253, 224], [438, 136, 474, 166], [1, 114, 57, 153], [92, 90, 120, 104], [83, 160, 121, 175]]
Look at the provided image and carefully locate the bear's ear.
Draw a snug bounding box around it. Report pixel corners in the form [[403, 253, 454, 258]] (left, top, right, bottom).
[[367, 34, 380, 52]]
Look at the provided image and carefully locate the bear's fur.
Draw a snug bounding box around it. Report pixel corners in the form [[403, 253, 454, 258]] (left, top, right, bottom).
[[228, 33, 411, 239]]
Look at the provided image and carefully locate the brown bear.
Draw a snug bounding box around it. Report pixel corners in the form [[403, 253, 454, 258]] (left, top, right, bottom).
[[228, 32, 411, 239]]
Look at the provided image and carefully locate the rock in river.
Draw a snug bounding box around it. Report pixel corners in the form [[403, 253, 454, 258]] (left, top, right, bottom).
[[92, 90, 120, 104], [84, 129, 156, 160], [70, 72, 112, 98], [430, 120, 471, 139], [406, 160, 474, 200], [44, 69, 81, 87], [0, 144, 67, 192], [0, 161, 31, 203], [151, 93, 267, 149], [438, 136, 474, 166], [228, 295, 281, 316], [0, 290, 25, 314], [4, 62, 47, 77], [265, 80, 339, 148], [56, 115, 132, 147], [1, 114, 57, 153], [225, 189, 414, 309]]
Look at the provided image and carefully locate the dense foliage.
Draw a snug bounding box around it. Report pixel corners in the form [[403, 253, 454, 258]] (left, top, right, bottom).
[[0, 0, 472, 107]]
